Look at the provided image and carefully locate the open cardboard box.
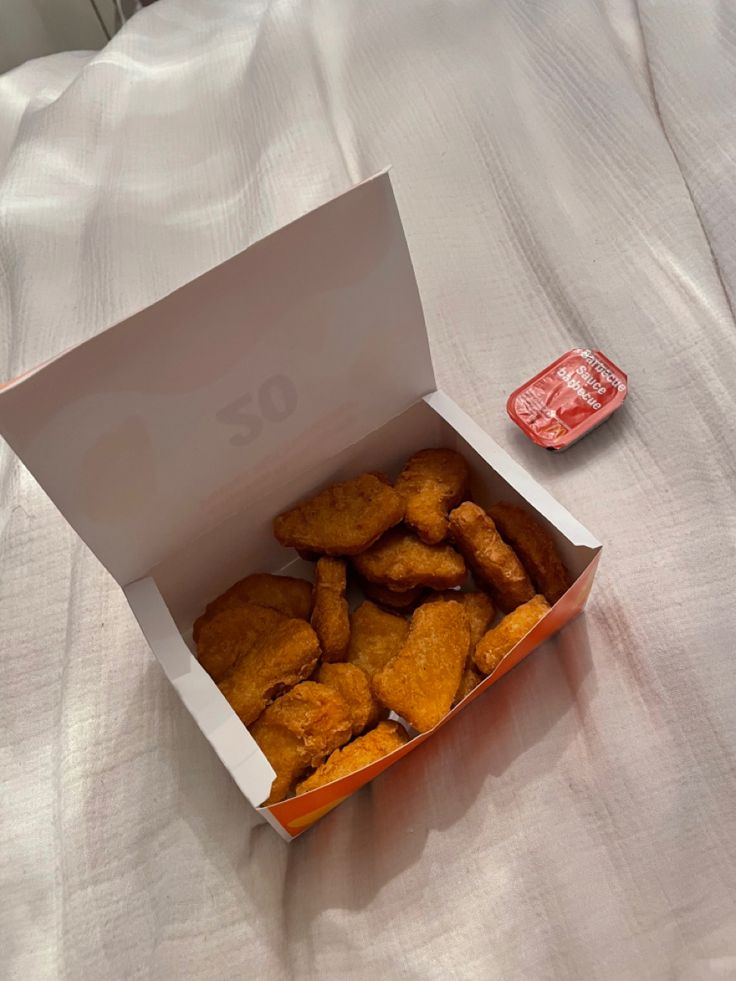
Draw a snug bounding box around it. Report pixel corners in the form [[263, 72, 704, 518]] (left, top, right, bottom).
[[0, 173, 601, 840]]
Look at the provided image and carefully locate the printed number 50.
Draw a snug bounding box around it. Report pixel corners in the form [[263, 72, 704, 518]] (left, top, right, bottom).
[[216, 375, 297, 447]]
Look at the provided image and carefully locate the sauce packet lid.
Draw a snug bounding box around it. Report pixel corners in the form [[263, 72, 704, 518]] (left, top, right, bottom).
[[507, 349, 627, 451]]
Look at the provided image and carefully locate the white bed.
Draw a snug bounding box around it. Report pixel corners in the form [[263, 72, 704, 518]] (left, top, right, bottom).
[[2, 2, 735, 978]]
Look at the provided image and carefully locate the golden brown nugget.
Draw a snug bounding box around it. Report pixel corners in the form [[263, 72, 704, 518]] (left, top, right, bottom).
[[425, 592, 493, 704], [296, 720, 410, 795], [453, 665, 484, 705], [473, 594, 551, 675], [426, 591, 495, 648], [273, 473, 404, 556], [367, 470, 393, 486], [310, 558, 350, 662], [316, 662, 386, 735], [361, 579, 426, 612], [449, 502, 534, 612], [346, 601, 409, 679], [250, 682, 353, 804], [420, 596, 489, 698], [373, 601, 469, 732], [196, 604, 287, 682], [489, 502, 570, 604], [193, 573, 312, 642], [395, 448, 469, 544], [217, 618, 320, 725], [353, 528, 466, 591]]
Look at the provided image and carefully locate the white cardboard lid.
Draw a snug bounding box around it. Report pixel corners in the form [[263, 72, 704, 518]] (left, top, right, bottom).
[[0, 173, 435, 586]]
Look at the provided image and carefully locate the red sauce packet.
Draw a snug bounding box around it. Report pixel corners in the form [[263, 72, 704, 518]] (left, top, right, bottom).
[[507, 349, 627, 451]]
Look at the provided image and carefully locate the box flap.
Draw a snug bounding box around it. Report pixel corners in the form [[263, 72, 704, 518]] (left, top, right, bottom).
[[0, 173, 435, 585]]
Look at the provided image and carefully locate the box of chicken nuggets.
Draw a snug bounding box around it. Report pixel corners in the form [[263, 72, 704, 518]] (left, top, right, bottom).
[[0, 173, 601, 839]]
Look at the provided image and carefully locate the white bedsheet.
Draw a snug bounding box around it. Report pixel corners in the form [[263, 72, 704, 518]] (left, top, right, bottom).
[[2, 2, 735, 978]]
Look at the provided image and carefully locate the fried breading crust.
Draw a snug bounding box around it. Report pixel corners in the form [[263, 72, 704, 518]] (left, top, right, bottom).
[[193, 573, 312, 643], [273, 473, 404, 556], [360, 579, 426, 611], [296, 720, 409, 795], [353, 528, 466, 591], [425, 592, 494, 704], [310, 557, 350, 662], [217, 617, 321, 725], [426, 590, 495, 647], [346, 601, 410, 679], [473, 594, 551, 675], [395, 448, 469, 544], [449, 502, 534, 612], [489, 502, 570, 604], [316, 662, 386, 735], [250, 682, 353, 804], [425, 591, 494, 704], [196, 604, 287, 682], [453, 665, 484, 705], [373, 600, 469, 732]]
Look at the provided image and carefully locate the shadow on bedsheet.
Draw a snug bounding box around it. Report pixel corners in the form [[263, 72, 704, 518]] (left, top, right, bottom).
[[128, 615, 593, 922]]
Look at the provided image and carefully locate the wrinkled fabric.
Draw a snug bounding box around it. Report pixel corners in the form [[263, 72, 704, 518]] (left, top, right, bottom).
[[1, 2, 736, 979]]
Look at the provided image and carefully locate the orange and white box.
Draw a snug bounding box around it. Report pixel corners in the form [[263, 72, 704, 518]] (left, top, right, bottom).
[[0, 173, 601, 839]]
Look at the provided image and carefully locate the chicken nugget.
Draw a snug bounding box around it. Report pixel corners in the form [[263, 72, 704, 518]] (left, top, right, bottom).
[[316, 662, 386, 735], [426, 590, 495, 647], [193, 573, 312, 642], [473, 594, 551, 675], [273, 473, 404, 556], [453, 665, 484, 705], [196, 604, 287, 682], [217, 617, 320, 725], [449, 502, 534, 612], [296, 720, 409, 795], [346, 601, 409, 679], [424, 592, 494, 704], [489, 502, 570, 604], [360, 579, 426, 612], [353, 528, 466, 591], [250, 681, 353, 804], [373, 601, 469, 732], [310, 557, 350, 662], [395, 448, 469, 544]]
